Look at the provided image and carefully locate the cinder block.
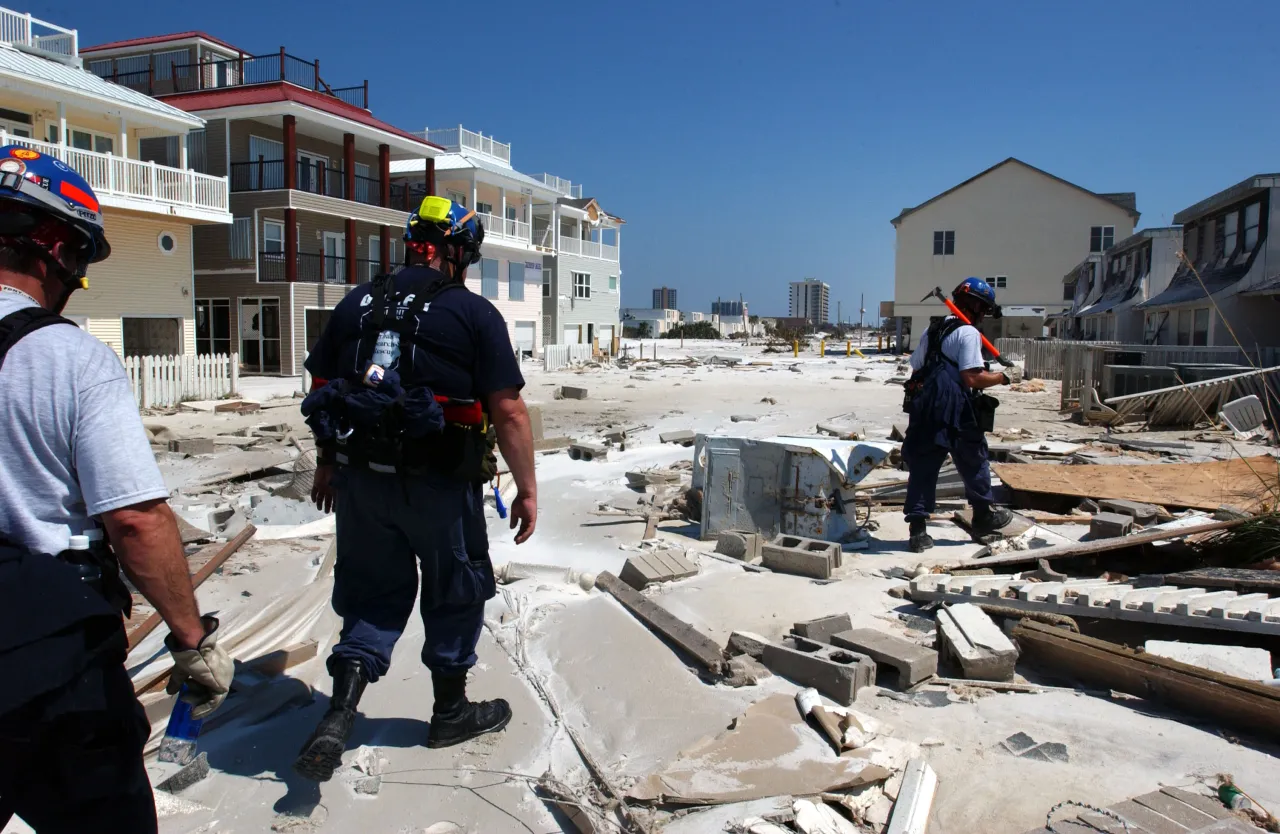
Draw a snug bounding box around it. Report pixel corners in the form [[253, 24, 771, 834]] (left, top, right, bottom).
[[760, 637, 876, 706], [618, 550, 698, 590], [1097, 499, 1159, 525], [831, 628, 938, 689], [659, 429, 696, 447], [559, 386, 589, 400], [936, 603, 1018, 682], [534, 436, 572, 452], [568, 442, 607, 462], [1090, 511, 1134, 539], [715, 530, 762, 563], [168, 438, 215, 455], [727, 630, 770, 659], [762, 535, 841, 579], [792, 613, 853, 644]]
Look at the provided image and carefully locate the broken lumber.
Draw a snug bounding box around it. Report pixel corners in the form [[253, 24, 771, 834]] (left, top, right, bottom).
[[950, 516, 1253, 569], [127, 524, 257, 650], [1012, 619, 1280, 740], [1160, 567, 1280, 595], [595, 571, 724, 675], [246, 639, 319, 677]]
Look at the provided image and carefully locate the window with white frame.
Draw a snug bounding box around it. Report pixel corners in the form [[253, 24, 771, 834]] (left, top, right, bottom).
[[608, 275, 618, 291], [1244, 202, 1261, 250], [447, 190, 467, 207], [476, 201, 493, 216], [1090, 225, 1114, 253], [932, 230, 955, 256], [573, 272, 591, 299], [49, 125, 114, 155], [263, 220, 284, 254], [986, 276, 1007, 289], [543, 268, 551, 297]]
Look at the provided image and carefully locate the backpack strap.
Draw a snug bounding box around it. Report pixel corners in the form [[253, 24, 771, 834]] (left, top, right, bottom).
[[0, 307, 73, 372], [923, 317, 965, 370]]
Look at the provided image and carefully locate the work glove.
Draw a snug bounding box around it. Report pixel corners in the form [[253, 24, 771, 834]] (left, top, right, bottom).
[[165, 615, 234, 720]]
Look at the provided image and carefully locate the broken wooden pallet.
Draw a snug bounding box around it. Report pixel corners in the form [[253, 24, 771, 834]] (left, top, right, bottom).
[[909, 574, 1280, 636], [1022, 786, 1263, 833]]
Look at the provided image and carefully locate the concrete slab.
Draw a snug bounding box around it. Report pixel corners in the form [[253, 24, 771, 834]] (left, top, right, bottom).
[[619, 550, 699, 590], [936, 603, 1018, 681], [1143, 640, 1273, 680], [168, 438, 216, 455], [559, 385, 589, 399], [831, 628, 938, 688], [1090, 512, 1134, 538], [1097, 499, 1161, 524], [659, 429, 697, 446]]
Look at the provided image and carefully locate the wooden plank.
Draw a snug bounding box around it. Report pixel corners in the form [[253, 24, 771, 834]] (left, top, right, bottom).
[[1076, 812, 1152, 834], [1108, 799, 1190, 834], [1012, 620, 1280, 741], [1132, 791, 1218, 829], [956, 517, 1253, 569], [126, 524, 258, 650], [993, 457, 1279, 512], [595, 571, 724, 675], [1157, 788, 1231, 822], [246, 639, 319, 677]]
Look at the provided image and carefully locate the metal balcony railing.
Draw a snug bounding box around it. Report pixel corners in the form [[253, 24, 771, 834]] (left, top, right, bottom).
[[0, 130, 228, 215], [230, 159, 385, 207], [259, 251, 376, 284], [92, 47, 369, 109]]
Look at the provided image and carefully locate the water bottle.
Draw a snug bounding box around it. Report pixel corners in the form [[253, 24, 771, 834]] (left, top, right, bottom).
[[158, 685, 204, 765]]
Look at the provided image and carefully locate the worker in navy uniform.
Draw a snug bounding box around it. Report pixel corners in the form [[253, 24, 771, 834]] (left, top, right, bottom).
[[0, 147, 233, 833], [902, 278, 1013, 553], [294, 196, 538, 781]]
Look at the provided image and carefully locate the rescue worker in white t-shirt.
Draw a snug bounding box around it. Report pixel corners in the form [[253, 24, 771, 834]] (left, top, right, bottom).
[[0, 146, 233, 833], [902, 278, 1014, 552]]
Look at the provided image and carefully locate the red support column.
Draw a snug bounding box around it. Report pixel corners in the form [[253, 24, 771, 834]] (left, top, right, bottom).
[[378, 143, 390, 207], [345, 218, 357, 284], [285, 208, 297, 283], [343, 133, 355, 202], [283, 115, 296, 190], [379, 224, 390, 273], [425, 157, 435, 198], [278, 46, 286, 81]]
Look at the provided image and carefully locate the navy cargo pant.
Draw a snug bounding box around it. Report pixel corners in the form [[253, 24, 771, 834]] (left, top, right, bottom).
[[329, 466, 496, 682], [902, 425, 996, 522]]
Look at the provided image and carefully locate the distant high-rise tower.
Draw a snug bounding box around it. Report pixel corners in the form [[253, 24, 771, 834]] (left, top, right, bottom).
[[789, 280, 830, 326], [711, 300, 747, 318], [652, 286, 678, 309]]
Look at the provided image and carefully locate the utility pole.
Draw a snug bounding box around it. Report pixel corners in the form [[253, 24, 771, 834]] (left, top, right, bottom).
[[838, 301, 841, 328], [859, 292, 865, 341]]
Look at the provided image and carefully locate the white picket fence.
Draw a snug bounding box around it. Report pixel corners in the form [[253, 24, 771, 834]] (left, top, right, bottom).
[[543, 343, 594, 371], [124, 353, 238, 408]]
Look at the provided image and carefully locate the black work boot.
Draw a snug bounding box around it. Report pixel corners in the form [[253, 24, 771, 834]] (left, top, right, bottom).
[[908, 518, 934, 553], [426, 671, 511, 749], [971, 506, 1015, 536], [293, 658, 367, 781]]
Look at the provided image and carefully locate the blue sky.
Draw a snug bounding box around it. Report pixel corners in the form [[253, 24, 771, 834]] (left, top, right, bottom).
[[59, 0, 1280, 317]]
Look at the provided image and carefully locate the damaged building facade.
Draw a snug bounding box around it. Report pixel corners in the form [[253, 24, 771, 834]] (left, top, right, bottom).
[[1060, 227, 1182, 342]]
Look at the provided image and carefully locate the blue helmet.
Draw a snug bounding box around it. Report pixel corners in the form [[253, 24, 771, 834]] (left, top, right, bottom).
[[0, 145, 110, 284], [954, 277, 997, 314], [404, 195, 484, 266]]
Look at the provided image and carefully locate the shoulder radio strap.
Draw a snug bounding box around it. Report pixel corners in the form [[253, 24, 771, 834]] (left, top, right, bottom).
[[0, 307, 73, 372]]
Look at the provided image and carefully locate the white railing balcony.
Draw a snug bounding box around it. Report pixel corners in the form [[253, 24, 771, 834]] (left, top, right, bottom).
[[0, 7, 76, 57], [0, 130, 230, 218], [477, 211, 530, 245], [556, 236, 619, 261], [418, 126, 511, 165], [539, 173, 583, 198]]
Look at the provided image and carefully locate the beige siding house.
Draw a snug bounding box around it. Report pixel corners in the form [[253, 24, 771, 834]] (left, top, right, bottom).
[[0, 8, 231, 357], [81, 32, 439, 376], [891, 158, 1138, 348]]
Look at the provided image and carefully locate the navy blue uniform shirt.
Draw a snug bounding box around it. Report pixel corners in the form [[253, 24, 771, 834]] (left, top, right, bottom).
[[305, 265, 525, 401]]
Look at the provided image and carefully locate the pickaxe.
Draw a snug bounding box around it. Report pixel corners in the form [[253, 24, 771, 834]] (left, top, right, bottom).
[[921, 287, 1014, 368]]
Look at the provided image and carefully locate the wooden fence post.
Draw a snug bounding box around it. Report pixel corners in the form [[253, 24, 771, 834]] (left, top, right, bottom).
[[230, 353, 239, 396]]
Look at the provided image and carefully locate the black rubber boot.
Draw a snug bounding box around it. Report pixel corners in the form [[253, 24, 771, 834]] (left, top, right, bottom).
[[908, 519, 934, 553], [971, 506, 1014, 536], [426, 671, 512, 749], [293, 658, 367, 782]]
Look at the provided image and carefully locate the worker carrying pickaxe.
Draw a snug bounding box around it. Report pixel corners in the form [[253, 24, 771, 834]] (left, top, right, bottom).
[[901, 279, 1015, 552]]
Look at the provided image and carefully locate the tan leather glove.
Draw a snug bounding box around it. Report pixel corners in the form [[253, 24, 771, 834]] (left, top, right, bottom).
[[165, 615, 234, 720]]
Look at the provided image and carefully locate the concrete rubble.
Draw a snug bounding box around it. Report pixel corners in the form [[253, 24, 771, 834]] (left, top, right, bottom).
[[68, 338, 1280, 834]]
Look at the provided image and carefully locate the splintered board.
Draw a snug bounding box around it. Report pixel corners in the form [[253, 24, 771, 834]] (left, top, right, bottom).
[[994, 457, 1280, 512]]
